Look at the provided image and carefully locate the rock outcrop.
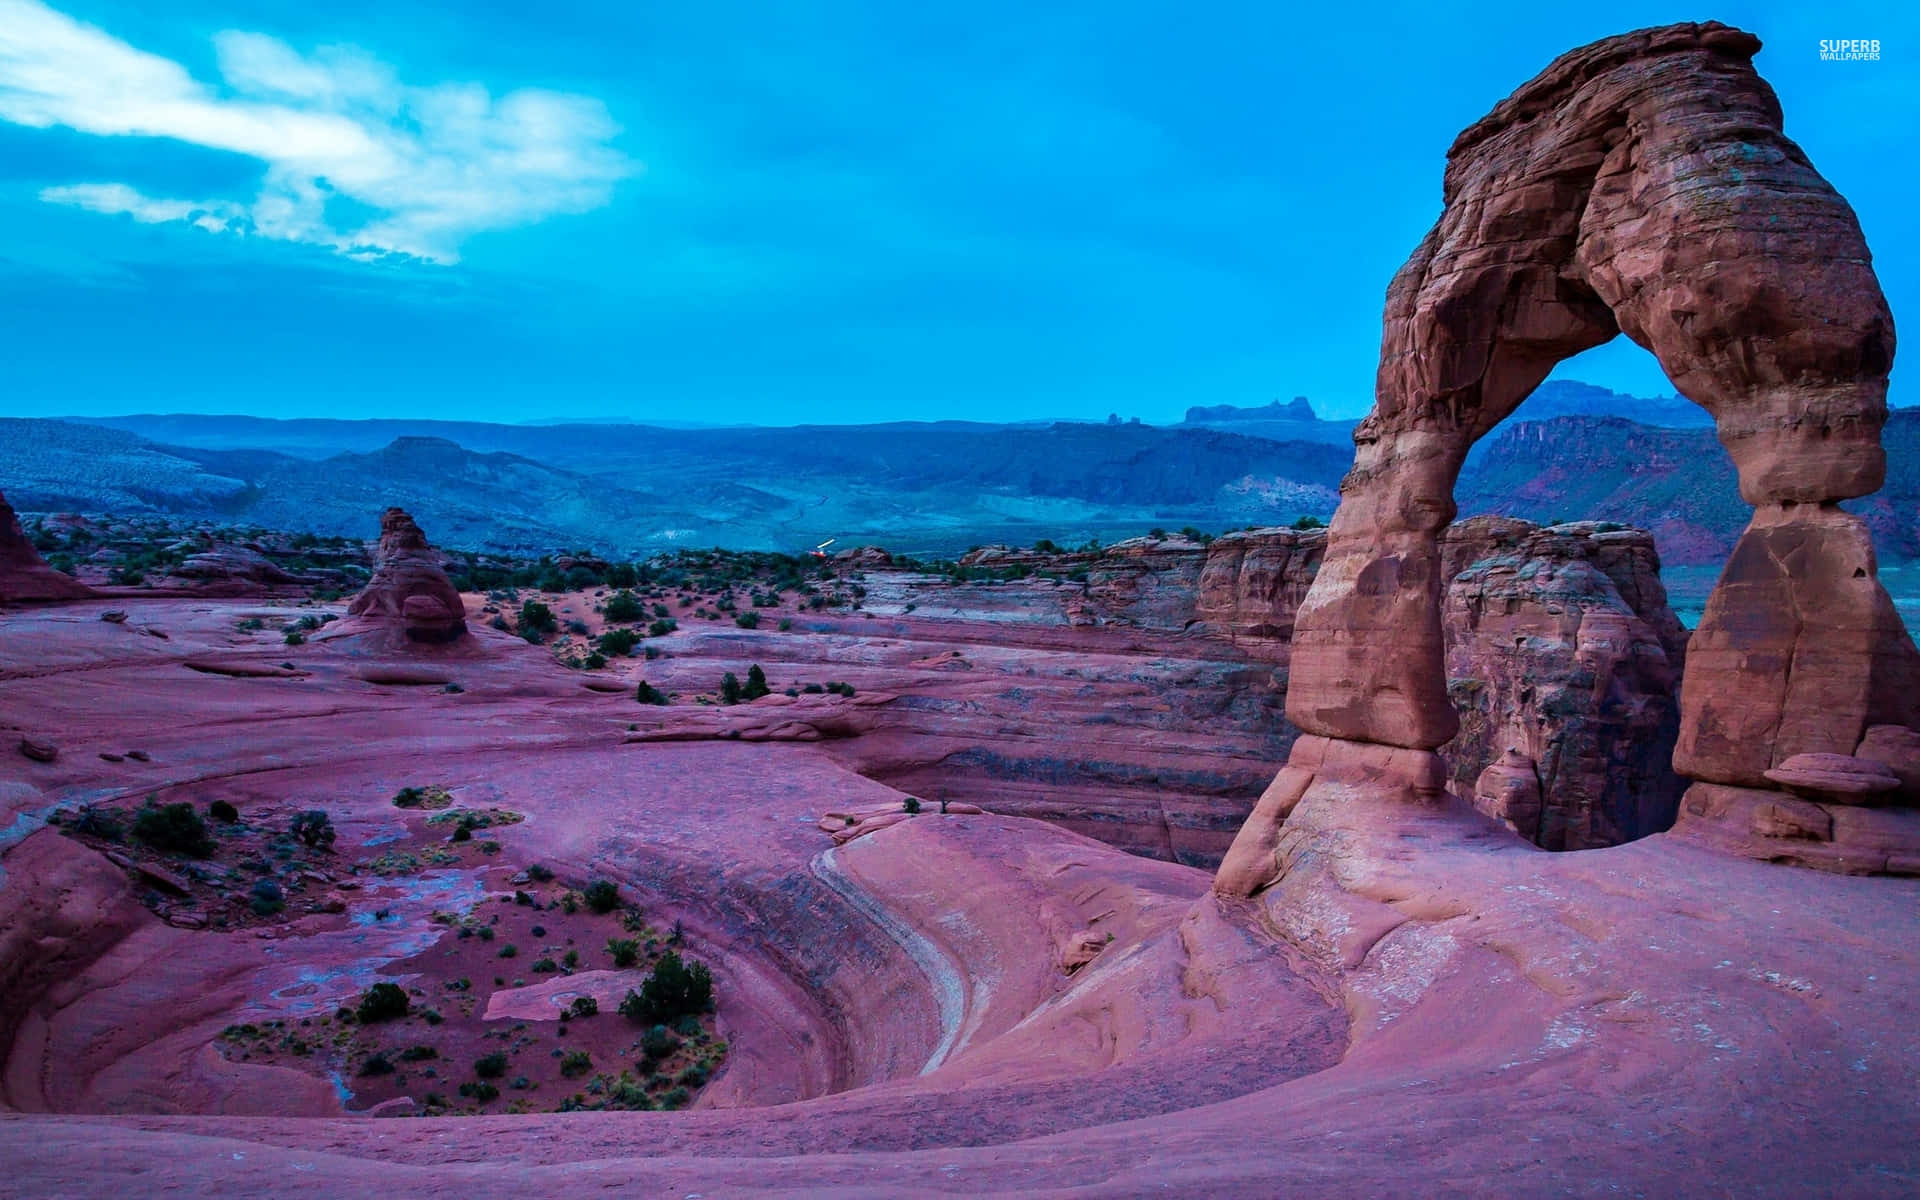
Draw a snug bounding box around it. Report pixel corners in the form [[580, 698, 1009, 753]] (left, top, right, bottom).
[[1440, 518, 1687, 848], [1220, 22, 1916, 897], [339, 509, 468, 645], [0, 490, 92, 604]]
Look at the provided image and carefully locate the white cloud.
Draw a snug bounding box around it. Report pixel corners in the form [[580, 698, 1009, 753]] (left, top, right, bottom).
[[0, 0, 637, 262]]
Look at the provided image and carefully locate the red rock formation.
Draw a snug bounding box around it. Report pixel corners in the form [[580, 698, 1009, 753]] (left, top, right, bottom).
[[0, 490, 92, 604], [1440, 518, 1686, 849], [339, 508, 468, 645], [1221, 22, 1916, 897]]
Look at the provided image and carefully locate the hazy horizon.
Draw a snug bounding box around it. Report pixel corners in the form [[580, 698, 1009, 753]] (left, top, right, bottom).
[[3, 1, 1912, 425]]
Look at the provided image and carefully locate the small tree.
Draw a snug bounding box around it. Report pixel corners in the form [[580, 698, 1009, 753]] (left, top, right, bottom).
[[607, 937, 641, 967], [720, 672, 742, 705], [743, 664, 770, 700], [636, 681, 670, 706], [618, 951, 714, 1026], [603, 590, 645, 622]]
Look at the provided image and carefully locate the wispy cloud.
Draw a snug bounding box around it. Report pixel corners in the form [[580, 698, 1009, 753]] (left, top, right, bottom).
[[0, 0, 637, 262]]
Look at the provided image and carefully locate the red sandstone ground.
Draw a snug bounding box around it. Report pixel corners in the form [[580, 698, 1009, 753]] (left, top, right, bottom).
[[1, 588, 1916, 1197]]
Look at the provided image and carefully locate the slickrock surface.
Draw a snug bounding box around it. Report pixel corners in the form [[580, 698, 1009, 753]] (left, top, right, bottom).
[[0, 488, 92, 603], [0, 598, 1912, 1194]]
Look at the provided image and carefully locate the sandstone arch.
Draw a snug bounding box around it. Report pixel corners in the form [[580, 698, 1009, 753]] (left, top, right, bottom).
[[1218, 23, 1916, 895]]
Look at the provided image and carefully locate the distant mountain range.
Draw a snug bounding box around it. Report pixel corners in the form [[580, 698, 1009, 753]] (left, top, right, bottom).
[[1, 416, 1350, 557], [6, 381, 1909, 564]]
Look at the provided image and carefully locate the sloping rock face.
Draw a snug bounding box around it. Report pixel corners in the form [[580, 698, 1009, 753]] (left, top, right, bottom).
[[1440, 518, 1686, 848], [340, 509, 468, 644], [0, 490, 92, 604], [1222, 22, 1916, 897]]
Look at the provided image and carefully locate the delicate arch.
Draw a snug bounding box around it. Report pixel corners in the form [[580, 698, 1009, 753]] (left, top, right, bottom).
[[1219, 22, 1914, 895]]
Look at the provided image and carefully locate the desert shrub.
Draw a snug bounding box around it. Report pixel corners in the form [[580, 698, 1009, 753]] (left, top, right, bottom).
[[290, 809, 336, 850], [733, 611, 760, 629], [597, 627, 639, 657], [647, 618, 677, 637], [582, 652, 608, 670], [474, 1052, 509, 1079], [567, 995, 599, 1019], [458, 1081, 499, 1102], [283, 630, 305, 646], [743, 664, 770, 700], [208, 799, 239, 823], [498, 944, 518, 959], [399, 1045, 437, 1061], [358, 1053, 395, 1076], [618, 951, 714, 1026], [603, 591, 645, 622], [356, 982, 410, 1023], [720, 672, 742, 705], [584, 879, 620, 914], [607, 937, 641, 968], [1290, 514, 1325, 530], [531, 957, 558, 974], [639, 1025, 681, 1060], [659, 1086, 691, 1110], [249, 878, 285, 916], [71, 805, 125, 842], [677, 1063, 709, 1087], [132, 800, 215, 857], [636, 681, 669, 705], [526, 864, 555, 882], [903, 796, 921, 815], [560, 1049, 593, 1078]]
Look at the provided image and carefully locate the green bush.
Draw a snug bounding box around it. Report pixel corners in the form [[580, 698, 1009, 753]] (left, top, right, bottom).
[[132, 800, 215, 857], [568, 995, 599, 1019], [208, 799, 239, 823], [474, 1052, 509, 1079], [597, 627, 640, 657], [70, 805, 125, 842], [358, 1052, 395, 1076], [607, 937, 641, 968], [248, 878, 285, 916], [560, 1049, 593, 1078], [356, 982, 411, 1023], [603, 591, 645, 622], [618, 951, 714, 1026], [584, 879, 620, 914], [720, 672, 742, 704], [639, 1024, 680, 1060], [636, 681, 670, 706], [291, 809, 335, 850], [647, 618, 677, 637], [520, 600, 558, 634], [733, 611, 760, 629]]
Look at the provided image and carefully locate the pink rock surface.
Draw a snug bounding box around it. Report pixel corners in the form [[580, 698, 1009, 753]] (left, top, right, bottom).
[[0, 589, 1914, 1195]]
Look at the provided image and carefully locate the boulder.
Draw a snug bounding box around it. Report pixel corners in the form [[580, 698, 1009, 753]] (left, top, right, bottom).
[[1762, 753, 1901, 805]]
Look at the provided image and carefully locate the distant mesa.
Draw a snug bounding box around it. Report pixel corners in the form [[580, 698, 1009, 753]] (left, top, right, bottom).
[[0, 487, 93, 604], [338, 508, 470, 645], [1184, 396, 1318, 424]]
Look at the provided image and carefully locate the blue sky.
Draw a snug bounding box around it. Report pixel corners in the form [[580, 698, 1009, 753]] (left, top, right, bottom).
[[1, 0, 1913, 425]]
